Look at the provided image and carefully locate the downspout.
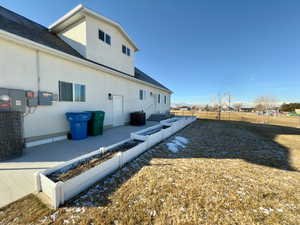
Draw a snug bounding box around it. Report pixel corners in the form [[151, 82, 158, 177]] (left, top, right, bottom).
[[36, 50, 41, 92]]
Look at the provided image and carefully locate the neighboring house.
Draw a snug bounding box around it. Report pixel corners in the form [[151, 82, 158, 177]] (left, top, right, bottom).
[[0, 5, 172, 143], [240, 107, 255, 112], [179, 106, 191, 111]]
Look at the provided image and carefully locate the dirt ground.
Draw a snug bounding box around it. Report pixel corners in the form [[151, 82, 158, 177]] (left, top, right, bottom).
[[1, 119, 300, 225]]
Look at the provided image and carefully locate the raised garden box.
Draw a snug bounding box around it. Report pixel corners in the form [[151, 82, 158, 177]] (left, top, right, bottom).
[[35, 116, 197, 208], [35, 138, 147, 208]]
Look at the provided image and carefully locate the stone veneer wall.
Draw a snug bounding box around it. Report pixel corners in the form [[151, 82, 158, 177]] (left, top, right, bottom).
[[0, 112, 24, 160]]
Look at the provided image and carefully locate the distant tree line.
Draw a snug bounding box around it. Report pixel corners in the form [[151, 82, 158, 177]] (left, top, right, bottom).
[[280, 103, 300, 112]]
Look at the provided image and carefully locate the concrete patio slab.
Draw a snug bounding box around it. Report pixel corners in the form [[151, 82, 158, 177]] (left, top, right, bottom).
[[0, 121, 158, 208]]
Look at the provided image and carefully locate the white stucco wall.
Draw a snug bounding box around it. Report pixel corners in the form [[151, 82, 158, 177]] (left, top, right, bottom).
[[59, 19, 87, 57], [0, 38, 170, 139], [85, 16, 135, 75]]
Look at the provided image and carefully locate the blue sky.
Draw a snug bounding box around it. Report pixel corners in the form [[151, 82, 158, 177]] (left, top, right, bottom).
[[1, 0, 300, 104]]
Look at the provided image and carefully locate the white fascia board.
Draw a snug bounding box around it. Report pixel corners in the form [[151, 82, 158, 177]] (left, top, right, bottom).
[[0, 29, 171, 94], [49, 5, 139, 51], [48, 4, 84, 30]]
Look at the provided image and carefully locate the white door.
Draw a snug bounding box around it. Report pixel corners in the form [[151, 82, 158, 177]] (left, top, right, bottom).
[[113, 95, 124, 127]]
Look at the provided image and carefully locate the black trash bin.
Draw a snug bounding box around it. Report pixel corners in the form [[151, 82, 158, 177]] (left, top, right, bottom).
[[130, 111, 146, 126]]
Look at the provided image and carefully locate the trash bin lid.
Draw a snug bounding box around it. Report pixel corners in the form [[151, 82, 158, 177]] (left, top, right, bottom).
[[87, 111, 105, 120], [66, 112, 91, 121]]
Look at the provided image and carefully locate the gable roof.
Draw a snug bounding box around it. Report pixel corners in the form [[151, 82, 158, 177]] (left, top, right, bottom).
[[0, 5, 171, 93], [134, 68, 170, 91], [49, 4, 139, 51], [0, 5, 83, 59]]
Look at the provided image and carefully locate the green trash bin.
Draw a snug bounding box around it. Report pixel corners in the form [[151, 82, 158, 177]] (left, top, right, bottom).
[[87, 111, 105, 136]]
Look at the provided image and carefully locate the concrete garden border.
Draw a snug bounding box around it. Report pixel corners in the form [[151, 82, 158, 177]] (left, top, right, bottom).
[[35, 116, 197, 208]]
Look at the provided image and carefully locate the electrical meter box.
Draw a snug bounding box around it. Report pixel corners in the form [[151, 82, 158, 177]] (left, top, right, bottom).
[[0, 88, 26, 112], [27, 98, 38, 107], [0, 88, 10, 112], [9, 89, 26, 112], [38, 91, 53, 105]]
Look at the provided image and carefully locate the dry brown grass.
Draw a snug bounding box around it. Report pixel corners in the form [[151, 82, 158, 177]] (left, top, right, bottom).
[[1, 120, 300, 225], [172, 110, 300, 128]]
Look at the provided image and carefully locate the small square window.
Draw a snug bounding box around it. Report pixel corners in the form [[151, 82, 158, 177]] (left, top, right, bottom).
[[127, 48, 131, 56], [105, 34, 111, 45], [122, 45, 127, 54], [98, 29, 105, 41]]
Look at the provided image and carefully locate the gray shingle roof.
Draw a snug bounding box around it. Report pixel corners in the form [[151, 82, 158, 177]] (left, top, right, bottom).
[[0, 6, 171, 92]]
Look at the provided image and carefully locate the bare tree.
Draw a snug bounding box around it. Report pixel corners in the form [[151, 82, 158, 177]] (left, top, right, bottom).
[[254, 95, 278, 112], [233, 102, 243, 112]]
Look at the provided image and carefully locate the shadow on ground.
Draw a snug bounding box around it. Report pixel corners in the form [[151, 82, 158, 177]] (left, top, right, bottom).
[[64, 119, 300, 208]]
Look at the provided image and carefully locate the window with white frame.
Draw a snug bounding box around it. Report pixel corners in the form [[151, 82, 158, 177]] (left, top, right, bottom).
[[158, 94, 161, 103], [139, 90, 147, 100], [59, 81, 86, 102], [122, 44, 131, 56], [99, 29, 111, 45], [74, 84, 86, 102], [59, 81, 73, 102], [164, 95, 167, 104]]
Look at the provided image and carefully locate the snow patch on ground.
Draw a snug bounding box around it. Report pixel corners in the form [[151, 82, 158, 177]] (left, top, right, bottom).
[[166, 136, 189, 153], [166, 143, 179, 153], [175, 136, 189, 145]]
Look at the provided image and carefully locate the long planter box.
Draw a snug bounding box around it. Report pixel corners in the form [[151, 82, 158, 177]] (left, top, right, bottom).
[[36, 138, 146, 208], [36, 116, 197, 208]]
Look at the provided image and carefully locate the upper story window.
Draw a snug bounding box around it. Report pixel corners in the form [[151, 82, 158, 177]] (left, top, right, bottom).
[[122, 44, 131, 56], [158, 94, 161, 104], [164, 95, 167, 104], [99, 29, 111, 45], [105, 34, 111, 45], [122, 45, 127, 54], [98, 29, 105, 41]]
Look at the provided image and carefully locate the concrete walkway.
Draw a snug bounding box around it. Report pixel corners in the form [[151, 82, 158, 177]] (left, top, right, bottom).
[[0, 122, 157, 208]]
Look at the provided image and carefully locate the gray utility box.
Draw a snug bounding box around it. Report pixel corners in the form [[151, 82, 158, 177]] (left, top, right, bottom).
[[0, 88, 10, 112], [38, 91, 53, 106], [27, 97, 38, 107], [0, 88, 26, 112], [9, 89, 26, 112]]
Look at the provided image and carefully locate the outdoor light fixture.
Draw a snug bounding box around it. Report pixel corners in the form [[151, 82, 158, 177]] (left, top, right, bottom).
[[108, 93, 112, 100]]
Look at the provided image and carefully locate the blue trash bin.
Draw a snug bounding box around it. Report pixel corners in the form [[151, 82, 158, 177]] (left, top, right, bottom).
[[65, 112, 91, 140]]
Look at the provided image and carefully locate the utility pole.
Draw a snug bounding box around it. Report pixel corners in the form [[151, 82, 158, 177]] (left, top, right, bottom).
[[224, 93, 232, 120]]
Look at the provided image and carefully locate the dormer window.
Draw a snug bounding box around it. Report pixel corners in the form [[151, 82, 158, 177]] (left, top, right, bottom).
[[98, 29, 105, 41], [122, 44, 131, 56], [122, 45, 126, 54], [105, 34, 111, 45], [99, 29, 111, 45]]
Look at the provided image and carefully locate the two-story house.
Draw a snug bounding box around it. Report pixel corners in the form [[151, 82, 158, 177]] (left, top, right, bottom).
[[0, 5, 172, 145]]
